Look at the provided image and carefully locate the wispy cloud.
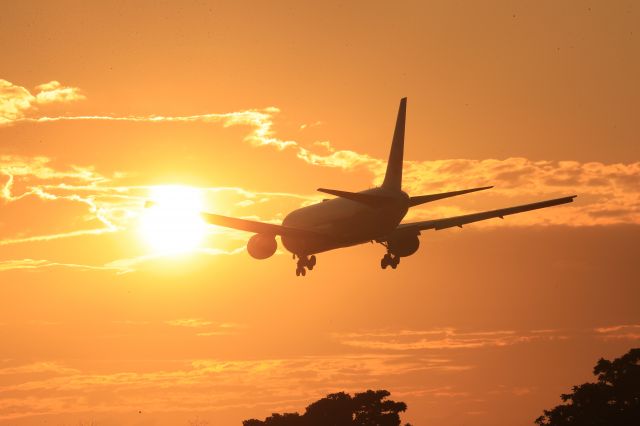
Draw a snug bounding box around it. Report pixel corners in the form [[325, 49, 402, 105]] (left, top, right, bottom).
[[334, 328, 569, 351], [1, 155, 119, 247], [393, 386, 470, 399], [165, 318, 243, 336], [594, 324, 640, 341], [0, 361, 79, 376], [0, 155, 312, 249], [166, 318, 215, 328], [0, 259, 123, 273], [0, 229, 117, 247], [335, 325, 640, 352], [101, 246, 246, 275]]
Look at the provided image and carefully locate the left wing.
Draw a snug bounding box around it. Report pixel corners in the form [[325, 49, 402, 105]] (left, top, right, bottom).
[[394, 195, 577, 233], [201, 212, 326, 239]]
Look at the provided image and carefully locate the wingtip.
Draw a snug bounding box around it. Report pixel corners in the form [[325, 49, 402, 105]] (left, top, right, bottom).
[[558, 195, 578, 204], [468, 185, 493, 193]]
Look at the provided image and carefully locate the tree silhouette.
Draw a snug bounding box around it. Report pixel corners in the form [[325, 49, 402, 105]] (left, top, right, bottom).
[[243, 390, 411, 426], [535, 348, 640, 426]]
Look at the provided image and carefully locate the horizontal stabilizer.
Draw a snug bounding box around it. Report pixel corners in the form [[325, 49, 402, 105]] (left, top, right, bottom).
[[409, 186, 493, 207], [317, 188, 395, 207]]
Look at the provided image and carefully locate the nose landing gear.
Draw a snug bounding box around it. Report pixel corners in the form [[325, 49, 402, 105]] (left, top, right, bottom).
[[294, 254, 316, 276]]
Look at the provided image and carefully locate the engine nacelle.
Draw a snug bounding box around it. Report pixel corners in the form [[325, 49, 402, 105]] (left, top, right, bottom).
[[247, 234, 277, 259], [387, 234, 420, 257]]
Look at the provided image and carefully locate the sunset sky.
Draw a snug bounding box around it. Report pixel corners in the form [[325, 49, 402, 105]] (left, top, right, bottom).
[[1, 1, 639, 425]]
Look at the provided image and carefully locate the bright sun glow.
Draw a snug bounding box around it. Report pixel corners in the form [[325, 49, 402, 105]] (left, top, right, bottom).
[[139, 185, 208, 255]]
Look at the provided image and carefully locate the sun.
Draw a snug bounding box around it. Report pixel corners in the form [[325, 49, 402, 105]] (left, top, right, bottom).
[[139, 185, 208, 255]]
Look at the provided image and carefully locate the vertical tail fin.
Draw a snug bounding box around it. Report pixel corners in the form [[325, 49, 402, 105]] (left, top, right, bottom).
[[381, 97, 406, 191]]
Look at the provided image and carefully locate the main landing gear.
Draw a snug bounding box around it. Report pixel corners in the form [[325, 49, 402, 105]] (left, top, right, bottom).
[[294, 254, 316, 276], [377, 240, 400, 269], [380, 252, 400, 269]]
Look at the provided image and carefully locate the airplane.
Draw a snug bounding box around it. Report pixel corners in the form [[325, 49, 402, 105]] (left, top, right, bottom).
[[202, 98, 576, 276]]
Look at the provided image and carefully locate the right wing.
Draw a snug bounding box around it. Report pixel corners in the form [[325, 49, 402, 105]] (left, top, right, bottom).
[[201, 212, 325, 239], [395, 195, 577, 233]]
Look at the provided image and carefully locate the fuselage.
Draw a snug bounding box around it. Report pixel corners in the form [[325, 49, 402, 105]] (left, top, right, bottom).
[[281, 187, 409, 255]]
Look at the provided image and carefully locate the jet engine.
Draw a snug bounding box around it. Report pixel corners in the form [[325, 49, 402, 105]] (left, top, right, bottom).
[[247, 234, 277, 259], [387, 234, 420, 257]]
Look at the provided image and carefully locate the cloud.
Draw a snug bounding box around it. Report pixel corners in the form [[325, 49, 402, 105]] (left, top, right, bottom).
[[297, 144, 381, 171], [101, 246, 246, 274], [401, 158, 640, 226], [299, 121, 323, 130], [9, 109, 297, 153], [0, 247, 246, 275], [594, 324, 640, 341], [3, 78, 637, 227], [0, 259, 123, 273], [164, 318, 243, 336], [0, 156, 287, 274], [166, 318, 215, 328], [334, 328, 569, 351], [0, 229, 116, 247], [1, 155, 119, 247], [1, 79, 638, 275], [0, 80, 33, 124], [0, 148, 313, 260], [0, 324, 626, 420], [0, 79, 84, 124], [0, 361, 79, 376], [33, 81, 85, 104], [0, 354, 464, 420], [335, 325, 640, 352], [1, 149, 638, 276]]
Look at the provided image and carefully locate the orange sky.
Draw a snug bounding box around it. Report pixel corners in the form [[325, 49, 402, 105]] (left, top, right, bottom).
[[1, 1, 639, 425]]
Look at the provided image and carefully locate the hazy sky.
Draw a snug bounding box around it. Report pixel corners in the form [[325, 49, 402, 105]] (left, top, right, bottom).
[[1, 1, 638, 425]]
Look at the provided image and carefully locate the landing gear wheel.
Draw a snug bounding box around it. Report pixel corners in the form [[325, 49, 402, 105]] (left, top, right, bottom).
[[381, 253, 400, 270], [294, 254, 317, 276], [381, 254, 391, 269]]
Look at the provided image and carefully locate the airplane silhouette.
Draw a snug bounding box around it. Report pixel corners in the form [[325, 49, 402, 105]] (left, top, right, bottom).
[[203, 98, 576, 276]]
